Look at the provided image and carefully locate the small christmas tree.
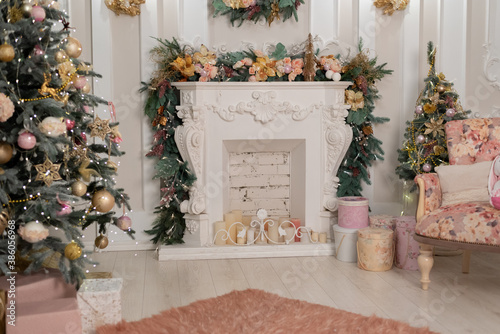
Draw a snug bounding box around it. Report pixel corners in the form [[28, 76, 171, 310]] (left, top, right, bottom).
[[396, 41, 470, 182], [0, 0, 134, 286]]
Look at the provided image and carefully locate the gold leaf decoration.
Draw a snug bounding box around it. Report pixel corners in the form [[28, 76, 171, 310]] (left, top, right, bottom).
[[88, 116, 111, 140], [373, 0, 409, 15], [35, 158, 62, 186], [104, 0, 145, 16]]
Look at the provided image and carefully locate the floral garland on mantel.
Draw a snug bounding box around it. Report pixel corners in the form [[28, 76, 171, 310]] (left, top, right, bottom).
[[212, 0, 305, 26], [141, 38, 392, 245]]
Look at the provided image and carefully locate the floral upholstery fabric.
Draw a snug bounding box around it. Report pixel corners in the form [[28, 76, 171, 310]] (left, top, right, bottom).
[[446, 118, 500, 165], [416, 202, 500, 246], [414, 173, 442, 216]]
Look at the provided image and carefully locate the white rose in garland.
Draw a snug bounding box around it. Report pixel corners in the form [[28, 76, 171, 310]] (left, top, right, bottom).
[[39, 116, 66, 137], [0, 93, 15, 122], [18, 221, 49, 243]]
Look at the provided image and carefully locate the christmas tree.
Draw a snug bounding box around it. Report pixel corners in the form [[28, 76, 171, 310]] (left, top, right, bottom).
[[396, 41, 469, 182], [0, 0, 134, 286]]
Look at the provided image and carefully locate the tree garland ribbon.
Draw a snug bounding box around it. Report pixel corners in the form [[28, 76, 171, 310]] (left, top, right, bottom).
[[142, 37, 392, 245]]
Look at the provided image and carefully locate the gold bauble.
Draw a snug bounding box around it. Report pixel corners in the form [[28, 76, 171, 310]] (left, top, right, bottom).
[[0, 44, 15, 62], [91, 189, 115, 213], [71, 180, 87, 196], [21, 3, 33, 17], [0, 142, 13, 164], [64, 37, 82, 58], [437, 85, 445, 93], [54, 50, 68, 63], [0, 208, 9, 235], [64, 241, 82, 260], [94, 234, 109, 249], [82, 82, 91, 94]]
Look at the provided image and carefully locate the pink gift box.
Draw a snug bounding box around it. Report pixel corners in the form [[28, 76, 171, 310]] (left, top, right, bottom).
[[395, 216, 419, 271], [338, 197, 369, 229]]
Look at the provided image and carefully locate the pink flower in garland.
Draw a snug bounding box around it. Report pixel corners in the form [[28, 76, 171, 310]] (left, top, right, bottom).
[[0, 93, 14, 122], [288, 58, 304, 81], [195, 63, 218, 82], [248, 75, 257, 82]]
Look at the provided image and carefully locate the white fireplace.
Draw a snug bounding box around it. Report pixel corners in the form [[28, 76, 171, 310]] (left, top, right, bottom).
[[158, 81, 351, 260]]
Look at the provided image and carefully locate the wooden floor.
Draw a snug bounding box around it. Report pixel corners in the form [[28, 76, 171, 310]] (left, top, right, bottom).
[[86, 250, 500, 333]]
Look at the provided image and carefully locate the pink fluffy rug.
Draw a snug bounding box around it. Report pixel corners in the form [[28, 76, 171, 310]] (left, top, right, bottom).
[[97, 289, 437, 334]]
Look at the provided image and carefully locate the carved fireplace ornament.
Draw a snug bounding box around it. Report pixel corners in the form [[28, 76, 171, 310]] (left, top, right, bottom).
[[104, 0, 145, 16]]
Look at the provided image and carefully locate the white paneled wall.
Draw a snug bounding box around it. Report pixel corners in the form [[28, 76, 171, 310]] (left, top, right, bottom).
[[68, 0, 500, 250]]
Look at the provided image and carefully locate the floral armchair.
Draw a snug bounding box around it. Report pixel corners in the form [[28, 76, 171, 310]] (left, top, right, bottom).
[[414, 118, 500, 290]]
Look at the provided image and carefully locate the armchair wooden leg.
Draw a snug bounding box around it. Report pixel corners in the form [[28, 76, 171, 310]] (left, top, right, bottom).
[[418, 243, 434, 290], [462, 250, 471, 274]]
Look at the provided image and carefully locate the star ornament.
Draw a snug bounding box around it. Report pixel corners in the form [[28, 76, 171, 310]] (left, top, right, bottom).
[[35, 158, 62, 186], [88, 116, 111, 140], [424, 118, 445, 138]]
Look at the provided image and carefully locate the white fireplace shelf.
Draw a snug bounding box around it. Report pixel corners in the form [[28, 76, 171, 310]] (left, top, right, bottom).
[[157, 243, 335, 261]]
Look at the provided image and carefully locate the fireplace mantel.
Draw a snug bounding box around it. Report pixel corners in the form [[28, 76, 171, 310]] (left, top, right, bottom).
[[158, 81, 352, 260]]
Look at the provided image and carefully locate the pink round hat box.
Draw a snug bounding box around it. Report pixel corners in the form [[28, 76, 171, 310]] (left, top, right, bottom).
[[395, 216, 419, 270], [338, 197, 369, 229]]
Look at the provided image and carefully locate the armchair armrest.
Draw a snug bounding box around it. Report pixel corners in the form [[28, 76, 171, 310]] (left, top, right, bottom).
[[414, 173, 442, 223]]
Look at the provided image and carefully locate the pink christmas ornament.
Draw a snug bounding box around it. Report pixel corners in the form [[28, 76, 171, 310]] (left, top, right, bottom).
[[445, 108, 456, 117], [73, 76, 87, 89], [422, 163, 432, 172], [416, 134, 425, 144], [284, 64, 292, 74], [83, 105, 91, 113], [66, 119, 75, 130], [75, 132, 87, 145], [323, 64, 331, 71], [415, 105, 423, 114], [56, 194, 72, 216], [34, 45, 45, 56], [116, 215, 132, 231], [17, 131, 37, 150], [31, 5, 46, 22]]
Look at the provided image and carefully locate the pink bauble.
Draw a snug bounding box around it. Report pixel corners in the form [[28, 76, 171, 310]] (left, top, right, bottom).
[[116, 215, 132, 231], [323, 64, 331, 71], [31, 6, 46, 22], [422, 163, 432, 172], [34, 45, 45, 56], [416, 134, 425, 144], [445, 108, 456, 117], [56, 203, 72, 216], [73, 76, 87, 89], [17, 131, 37, 150], [83, 105, 90, 113], [66, 119, 75, 130], [284, 64, 292, 74], [415, 105, 423, 114]]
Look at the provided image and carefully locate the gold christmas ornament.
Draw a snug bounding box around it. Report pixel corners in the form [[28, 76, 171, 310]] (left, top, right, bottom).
[[0, 208, 10, 235], [38, 73, 71, 104], [424, 118, 445, 138], [303, 34, 316, 82], [34, 157, 62, 186], [0, 141, 13, 164], [373, 0, 409, 15], [82, 82, 91, 94], [69, 143, 88, 164], [88, 116, 112, 140], [8, 6, 24, 23], [94, 234, 109, 249], [436, 85, 445, 93], [105, 0, 145, 16], [54, 50, 68, 63], [57, 61, 75, 82], [0, 43, 15, 62], [92, 189, 115, 213], [267, 1, 280, 26], [21, 3, 33, 17], [64, 241, 82, 260], [71, 180, 87, 196], [64, 36, 82, 58], [78, 158, 101, 182]]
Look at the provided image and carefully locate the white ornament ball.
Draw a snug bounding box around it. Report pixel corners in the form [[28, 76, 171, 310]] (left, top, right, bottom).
[[39, 117, 66, 137], [116, 215, 132, 231], [325, 70, 334, 80], [18, 221, 49, 243], [332, 72, 342, 82]]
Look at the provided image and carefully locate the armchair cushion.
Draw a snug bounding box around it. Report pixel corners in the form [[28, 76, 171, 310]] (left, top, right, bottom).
[[416, 202, 500, 246], [435, 161, 491, 206]]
